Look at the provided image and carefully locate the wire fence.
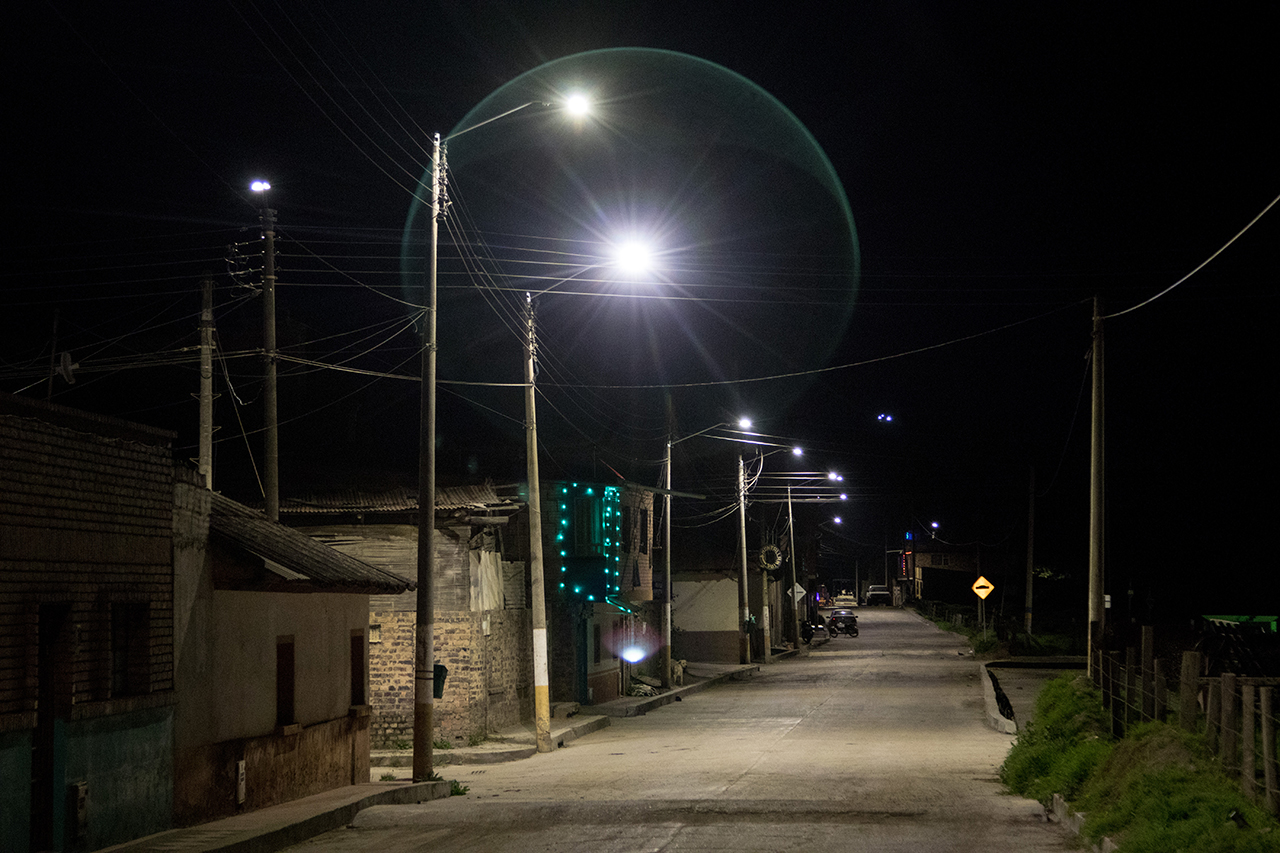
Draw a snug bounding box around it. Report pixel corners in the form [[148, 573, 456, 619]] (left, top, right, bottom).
[[1089, 635, 1280, 815]]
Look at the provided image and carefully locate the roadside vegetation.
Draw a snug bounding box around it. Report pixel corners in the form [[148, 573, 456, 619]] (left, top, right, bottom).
[[914, 601, 1084, 659], [1001, 674, 1279, 852]]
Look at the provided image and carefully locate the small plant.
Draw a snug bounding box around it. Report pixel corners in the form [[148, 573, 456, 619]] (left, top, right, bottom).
[[391, 739, 411, 750], [467, 731, 487, 747], [432, 738, 453, 750], [449, 779, 469, 796], [379, 773, 397, 781]]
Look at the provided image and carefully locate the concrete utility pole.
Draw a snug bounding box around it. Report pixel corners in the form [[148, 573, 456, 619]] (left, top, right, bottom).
[[413, 136, 441, 782], [662, 436, 673, 689], [198, 274, 215, 490], [760, 529, 771, 664], [524, 294, 552, 753], [786, 486, 800, 647], [738, 453, 751, 664], [257, 201, 279, 521], [1087, 297, 1106, 675]]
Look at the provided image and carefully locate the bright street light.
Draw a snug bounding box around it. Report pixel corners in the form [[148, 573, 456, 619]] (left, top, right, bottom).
[[565, 92, 590, 116], [612, 239, 654, 276]]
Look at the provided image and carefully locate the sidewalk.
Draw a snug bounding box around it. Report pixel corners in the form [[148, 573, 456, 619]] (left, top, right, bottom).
[[96, 781, 451, 853], [372, 658, 764, 771], [98, 659, 764, 853]]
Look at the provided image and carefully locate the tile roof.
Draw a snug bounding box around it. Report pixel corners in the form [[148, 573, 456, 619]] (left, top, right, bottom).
[[210, 492, 414, 594], [277, 483, 517, 514]]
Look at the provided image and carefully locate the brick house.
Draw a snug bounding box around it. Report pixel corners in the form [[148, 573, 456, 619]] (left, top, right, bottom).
[[280, 478, 660, 742], [0, 393, 413, 849], [1, 394, 179, 852], [279, 484, 528, 747]]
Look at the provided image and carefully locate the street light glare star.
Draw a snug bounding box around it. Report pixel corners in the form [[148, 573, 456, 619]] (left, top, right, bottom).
[[613, 240, 652, 275], [565, 93, 590, 116], [250, 180, 270, 192]]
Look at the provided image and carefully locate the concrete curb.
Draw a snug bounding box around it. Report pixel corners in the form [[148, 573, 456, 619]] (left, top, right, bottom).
[[98, 781, 449, 853], [373, 714, 613, 767], [1051, 793, 1119, 853], [978, 662, 1018, 734], [589, 662, 762, 718]]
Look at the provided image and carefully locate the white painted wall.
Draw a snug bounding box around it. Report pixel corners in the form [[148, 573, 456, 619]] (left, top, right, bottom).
[[672, 577, 739, 631]]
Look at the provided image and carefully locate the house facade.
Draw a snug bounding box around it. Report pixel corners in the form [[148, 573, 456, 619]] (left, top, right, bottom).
[[172, 481, 412, 825], [280, 485, 529, 747], [280, 478, 660, 743], [1, 394, 177, 852], [1, 393, 412, 849]]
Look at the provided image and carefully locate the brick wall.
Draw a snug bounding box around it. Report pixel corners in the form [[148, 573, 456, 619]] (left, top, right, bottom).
[[0, 402, 176, 719], [367, 609, 532, 746]]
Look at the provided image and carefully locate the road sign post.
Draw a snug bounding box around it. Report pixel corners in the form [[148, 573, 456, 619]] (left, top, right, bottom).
[[972, 576, 994, 641]]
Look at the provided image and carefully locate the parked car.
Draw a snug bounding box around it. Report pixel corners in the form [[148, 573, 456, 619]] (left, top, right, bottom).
[[864, 584, 892, 605], [828, 608, 859, 637]]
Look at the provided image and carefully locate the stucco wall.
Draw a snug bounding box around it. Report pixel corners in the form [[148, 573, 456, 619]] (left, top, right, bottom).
[[672, 576, 741, 663]]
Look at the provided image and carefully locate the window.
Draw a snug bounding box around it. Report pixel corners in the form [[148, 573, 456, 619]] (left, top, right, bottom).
[[350, 632, 365, 706], [573, 497, 602, 556], [111, 602, 150, 697], [639, 507, 650, 555], [276, 636, 296, 728]]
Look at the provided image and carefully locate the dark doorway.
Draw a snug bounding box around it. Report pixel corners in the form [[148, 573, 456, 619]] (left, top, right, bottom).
[[32, 603, 73, 851]]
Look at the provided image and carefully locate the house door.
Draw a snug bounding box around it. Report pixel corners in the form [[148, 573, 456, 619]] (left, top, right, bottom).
[[32, 603, 72, 851]]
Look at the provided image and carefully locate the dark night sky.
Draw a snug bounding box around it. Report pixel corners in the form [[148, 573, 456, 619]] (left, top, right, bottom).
[[4, 2, 1278, 617]]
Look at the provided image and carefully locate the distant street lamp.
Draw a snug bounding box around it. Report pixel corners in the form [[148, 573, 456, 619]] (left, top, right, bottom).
[[662, 417, 750, 685]]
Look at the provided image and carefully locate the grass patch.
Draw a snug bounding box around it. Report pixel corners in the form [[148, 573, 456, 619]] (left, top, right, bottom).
[[1000, 675, 1111, 802], [449, 779, 470, 796], [1001, 675, 1280, 851], [432, 738, 453, 750]]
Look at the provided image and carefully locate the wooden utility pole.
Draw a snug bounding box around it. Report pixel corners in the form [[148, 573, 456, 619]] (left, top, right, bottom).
[[198, 274, 215, 490], [260, 205, 279, 521], [1024, 465, 1035, 634], [1088, 298, 1106, 675]]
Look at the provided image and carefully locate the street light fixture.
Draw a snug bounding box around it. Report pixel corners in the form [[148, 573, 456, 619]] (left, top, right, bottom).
[[661, 417, 750, 685], [415, 96, 589, 779]]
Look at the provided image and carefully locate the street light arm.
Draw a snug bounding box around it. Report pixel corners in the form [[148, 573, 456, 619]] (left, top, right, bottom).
[[443, 101, 552, 143]]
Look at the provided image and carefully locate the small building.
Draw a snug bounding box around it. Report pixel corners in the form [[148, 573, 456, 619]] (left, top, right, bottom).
[[0, 392, 412, 849], [1, 394, 179, 852], [278, 484, 527, 747], [172, 480, 412, 825]]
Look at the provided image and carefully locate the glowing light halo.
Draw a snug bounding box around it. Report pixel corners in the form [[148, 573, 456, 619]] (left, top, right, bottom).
[[401, 47, 860, 423]]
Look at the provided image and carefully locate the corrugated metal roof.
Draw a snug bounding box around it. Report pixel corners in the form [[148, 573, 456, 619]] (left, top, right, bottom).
[[210, 492, 414, 594], [277, 483, 516, 514]]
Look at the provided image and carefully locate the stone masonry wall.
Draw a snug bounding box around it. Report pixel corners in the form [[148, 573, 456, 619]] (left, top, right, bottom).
[[367, 609, 532, 747]]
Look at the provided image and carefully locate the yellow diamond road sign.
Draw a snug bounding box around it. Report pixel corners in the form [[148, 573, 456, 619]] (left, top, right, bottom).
[[972, 576, 994, 600]]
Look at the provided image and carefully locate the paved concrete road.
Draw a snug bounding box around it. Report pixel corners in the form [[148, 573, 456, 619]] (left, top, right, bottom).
[[286, 609, 1076, 852]]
